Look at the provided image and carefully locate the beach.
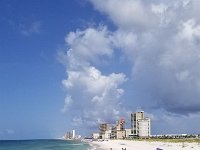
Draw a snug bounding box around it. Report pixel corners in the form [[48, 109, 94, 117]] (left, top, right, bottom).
[[91, 140, 200, 150]]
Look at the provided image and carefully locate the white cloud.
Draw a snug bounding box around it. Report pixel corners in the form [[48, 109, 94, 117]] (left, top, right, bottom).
[[60, 26, 127, 128], [113, 30, 137, 53], [88, 0, 200, 115], [90, 0, 159, 30], [65, 26, 114, 68], [151, 3, 167, 14], [175, 70, 190, 82], [62, 66, 127, 127], [59, 0, 200, 134], [61, 96, 73, 113], [20, 21, 41, 36], [72, 117, 83, 127], [178, 19, 200, 41], [63, 66, 126, 96], [152, 110, 200, 134]]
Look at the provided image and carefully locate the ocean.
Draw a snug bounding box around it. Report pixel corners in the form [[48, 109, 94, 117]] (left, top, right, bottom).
[[0, 139, 92, 150]]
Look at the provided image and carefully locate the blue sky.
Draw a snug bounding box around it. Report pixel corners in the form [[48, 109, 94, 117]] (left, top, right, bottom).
[[1, 0, 200, 140]]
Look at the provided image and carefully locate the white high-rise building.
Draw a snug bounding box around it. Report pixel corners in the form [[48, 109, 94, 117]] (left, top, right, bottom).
[[72, 130, 75, 139], [92, 133, 100, 139], [138, 118, 151, 137], [131, 111, 151, 137]]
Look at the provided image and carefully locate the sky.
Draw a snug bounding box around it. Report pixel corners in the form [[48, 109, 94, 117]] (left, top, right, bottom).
[[1, 0, 200, 140]]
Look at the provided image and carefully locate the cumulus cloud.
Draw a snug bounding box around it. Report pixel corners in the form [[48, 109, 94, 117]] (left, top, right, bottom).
[[92, 0, 200, 114], [64, 26, 114, 68], [90, 0, 157, 30], [60, 0, 200, 134], [89, 0, 200, 116], [60, 26, 127, 128], [61, 96, 73, 113], [62, 66, 127, 127]]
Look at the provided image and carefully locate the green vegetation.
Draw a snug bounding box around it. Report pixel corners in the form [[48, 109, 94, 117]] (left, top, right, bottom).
[[129, 138, 200, 143]]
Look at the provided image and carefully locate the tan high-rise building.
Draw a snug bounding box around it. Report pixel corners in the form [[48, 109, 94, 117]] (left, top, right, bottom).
[[116, 118, 126, 139], [111, 118, 126, 139], [131, 111, 144, 135], [116, 118, 125, 131], [99, 123, 111, 139]]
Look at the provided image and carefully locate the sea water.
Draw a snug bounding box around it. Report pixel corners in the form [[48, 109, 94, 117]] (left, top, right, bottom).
[[0, 139, 91, 150]]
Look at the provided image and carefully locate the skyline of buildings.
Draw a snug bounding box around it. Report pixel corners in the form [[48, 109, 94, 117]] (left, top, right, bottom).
[[92, 110, 151, 139], [63, 129, 78, 140], [65, 111, 200, 140]]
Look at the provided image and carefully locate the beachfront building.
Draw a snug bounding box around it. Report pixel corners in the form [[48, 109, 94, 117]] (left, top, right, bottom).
[[63, 129, 76, 139], [131, 111, 151, 137], [125, 129, 132, 138], [111, 118, 126, 139], [116, 118, 125, 130], [138, 118, 151, 137], [116, 130, 126, 139], [116, 118, 126, 139], [110, 125, 116, 139], [131, 111, 144, 136], [104, 130, 112, 139], [99, 123, 112, 139], [64, 132, 70, 139], [72, 130, 75, 139], [92, 133, 100, 139]]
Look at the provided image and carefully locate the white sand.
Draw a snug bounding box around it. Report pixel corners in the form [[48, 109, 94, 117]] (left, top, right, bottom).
[[91, 140, 200, 150]]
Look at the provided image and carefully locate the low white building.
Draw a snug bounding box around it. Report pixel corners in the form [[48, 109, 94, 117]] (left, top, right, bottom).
[[102, 130, 111, 139], [92, 133, 100, 139], [125, 129, 132, 138]]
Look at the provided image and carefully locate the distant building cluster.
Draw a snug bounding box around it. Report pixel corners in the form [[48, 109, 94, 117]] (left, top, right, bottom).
[[63, 129, 81, 140], [92, 111, 151, 140]]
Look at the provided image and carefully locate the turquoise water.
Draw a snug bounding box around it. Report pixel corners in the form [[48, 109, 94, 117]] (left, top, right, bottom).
[[0, 139, 91, 150]]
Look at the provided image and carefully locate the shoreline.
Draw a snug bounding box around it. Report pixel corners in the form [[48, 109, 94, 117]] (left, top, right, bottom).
[[89, 139, 200, 150]]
